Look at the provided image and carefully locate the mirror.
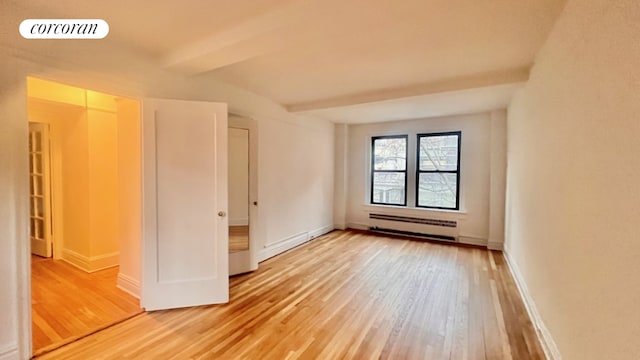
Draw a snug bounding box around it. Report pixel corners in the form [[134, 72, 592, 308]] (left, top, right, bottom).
[[228, 127, 249, 253]]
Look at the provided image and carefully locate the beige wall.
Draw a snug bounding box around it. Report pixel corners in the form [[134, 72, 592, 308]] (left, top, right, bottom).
[[87, 109, 119, 258], [61, 110, 91, 257], [116, 98, 141, 297], [505, 0, 640, 359]]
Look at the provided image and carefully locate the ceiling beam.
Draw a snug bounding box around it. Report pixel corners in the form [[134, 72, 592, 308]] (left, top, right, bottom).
[[161, 0, 315, 75], [286, 67, 530, 112]]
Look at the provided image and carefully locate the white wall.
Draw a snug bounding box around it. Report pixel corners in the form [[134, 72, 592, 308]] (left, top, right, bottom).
[[228, 128, 249, 226], [488, 110, 507, 250], [344, 112, 501, 246], [333, 123, 349, 229], [0, 66, 27, 360], [256, 114, 334, 260], [0, 11, 334, 359], [505, 0, 640, 359]]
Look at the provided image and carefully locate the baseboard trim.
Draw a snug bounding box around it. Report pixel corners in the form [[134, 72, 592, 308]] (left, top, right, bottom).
[[117, 273, 140, 299], [260, 232, 309, 262], [309, 224, 334, 239], [259, 224, 334, 262], [488, 241, 505, 251], [61, 249, 119, 273], [0, 343, 18, 360], [503, 250, 562, 360]]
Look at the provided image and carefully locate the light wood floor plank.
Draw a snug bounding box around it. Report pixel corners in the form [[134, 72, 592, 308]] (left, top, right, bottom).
[[31, 256, 142, 355], [36, 230, 545, 359], [229, 225, 249, 253]]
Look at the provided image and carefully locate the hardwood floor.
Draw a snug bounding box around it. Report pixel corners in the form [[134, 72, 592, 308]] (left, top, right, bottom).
[[31, 256, 142, 355], [37, 230, 544, 359], [229, 225, 249, 253]]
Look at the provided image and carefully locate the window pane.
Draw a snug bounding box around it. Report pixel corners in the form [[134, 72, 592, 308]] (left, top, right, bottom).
[[373, 137, 406, 170], [418, 173, 458, 208], [419, 135, 459, 171], [372, 172, 405, 205]]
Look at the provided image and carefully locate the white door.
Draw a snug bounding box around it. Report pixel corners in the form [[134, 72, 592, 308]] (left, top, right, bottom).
[[29, 122, 53, 258], [141, 98, 229, 311]]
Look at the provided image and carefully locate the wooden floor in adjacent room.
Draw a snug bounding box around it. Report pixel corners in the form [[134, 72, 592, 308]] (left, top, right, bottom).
[[31, 256, 142, 355], [229, 225, 249, 253], [37, 230, 544, 359]]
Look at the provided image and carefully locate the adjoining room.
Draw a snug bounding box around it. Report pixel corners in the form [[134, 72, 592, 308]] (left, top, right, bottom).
[[27, 77, 142, 354]]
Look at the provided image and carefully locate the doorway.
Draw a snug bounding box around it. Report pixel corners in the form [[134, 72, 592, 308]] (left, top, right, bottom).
[[228, 115, 259, 276], [26, 77, 143, 355]]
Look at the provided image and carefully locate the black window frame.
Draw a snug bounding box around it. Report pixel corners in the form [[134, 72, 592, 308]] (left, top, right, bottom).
[[415, 131, 461, 210], [370, 135, 408, 206]]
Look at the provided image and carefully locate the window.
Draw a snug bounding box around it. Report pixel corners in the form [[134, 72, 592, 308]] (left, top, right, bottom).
[[371, 135, 407, 206], [416, 132, 461, 210]]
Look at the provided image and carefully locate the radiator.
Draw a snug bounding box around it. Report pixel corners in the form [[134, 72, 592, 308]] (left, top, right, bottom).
[[368, 212, 459, 242]]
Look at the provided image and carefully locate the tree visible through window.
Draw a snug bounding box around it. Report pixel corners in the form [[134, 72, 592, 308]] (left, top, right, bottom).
[[371, 135, 407, 205], [417, 132, 461, 210]]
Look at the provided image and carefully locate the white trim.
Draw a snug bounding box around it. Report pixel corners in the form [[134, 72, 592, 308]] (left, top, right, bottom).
[[334, 223, 346, 230], [229, 217, 249, 226], [259, 225, 334, 262], [503, 250, 562, 360], [487, 241, 505, 251], [263, 231, 307, 249], [0, 344, 18, 360], [309, 224, 334, 239], [117, 273, 141, 299], [61, 249, 119, 273], [260, 232, 309, 262]]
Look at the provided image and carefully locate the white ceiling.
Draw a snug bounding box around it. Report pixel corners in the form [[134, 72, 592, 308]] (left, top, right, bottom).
[[10, 0, 567, 123]]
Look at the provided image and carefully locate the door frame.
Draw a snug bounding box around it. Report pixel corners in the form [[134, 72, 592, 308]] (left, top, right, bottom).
[[16, 77, 144, 358], [228, 114, 259, 273]]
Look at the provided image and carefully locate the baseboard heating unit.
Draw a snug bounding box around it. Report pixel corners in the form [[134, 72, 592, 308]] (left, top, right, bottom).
[[369, 227, 457, 242], [368, 213, 459, 243]]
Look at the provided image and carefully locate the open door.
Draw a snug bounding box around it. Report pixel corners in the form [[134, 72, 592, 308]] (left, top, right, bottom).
[[29, 122, 53, 258], [141, 98, 229, 311]]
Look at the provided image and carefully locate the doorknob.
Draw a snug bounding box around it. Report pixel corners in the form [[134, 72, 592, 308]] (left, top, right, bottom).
[[218, 211, 227, 217]]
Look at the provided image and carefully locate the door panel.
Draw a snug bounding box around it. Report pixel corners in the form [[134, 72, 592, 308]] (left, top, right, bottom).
[[142, 98, 228, 311], [29, 122, 52, 258]]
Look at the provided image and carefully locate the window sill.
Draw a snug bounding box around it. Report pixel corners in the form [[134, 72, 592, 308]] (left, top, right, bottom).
[[363, 203, 467, 219]]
